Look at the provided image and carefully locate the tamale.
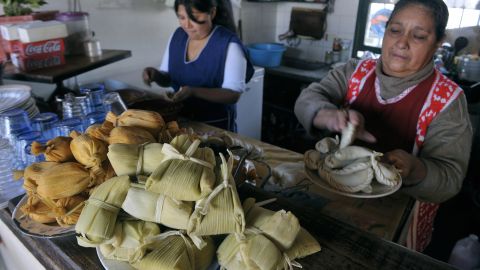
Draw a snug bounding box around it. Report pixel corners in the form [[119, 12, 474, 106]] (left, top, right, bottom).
[[132, 231, 214, 270], [217, 233, 283, 270], [145, 140, 216, 201], [70, 131, 108, 176], [122, 186, 193, 230], [99, 220, 160, 263], [285, 228, 321, 260], [30, 136, 75, 162], [108, 126, 156, 145], [36, 162, 94, 199], [107, 143, 165, 177], [54, 195, 87, 227], [106, 109, 165, 137], [76, 175, 131, 247], [188, 153, 245, 236], [21, 199, 56, 224], [22, 161, 59, 195], [85, 121, 114, 143], [169, 134, 193, 153]]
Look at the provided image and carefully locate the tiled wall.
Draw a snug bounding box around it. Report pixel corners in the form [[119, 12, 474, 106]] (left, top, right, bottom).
[[241, 0, 359, 63]]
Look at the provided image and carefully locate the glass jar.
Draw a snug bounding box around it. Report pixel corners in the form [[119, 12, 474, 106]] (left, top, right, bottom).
[[56, 12, 91, 55]]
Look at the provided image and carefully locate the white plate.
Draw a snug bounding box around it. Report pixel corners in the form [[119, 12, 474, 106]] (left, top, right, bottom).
[[11, 194, 76, 238], [97, 247, 135, 270], [305, 167, 402, 199], [0, 85, 31, 113], [97, 247, 220, 270]]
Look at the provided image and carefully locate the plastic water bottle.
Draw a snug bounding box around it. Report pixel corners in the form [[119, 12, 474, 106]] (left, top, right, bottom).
[[448, 234, 480, 270]]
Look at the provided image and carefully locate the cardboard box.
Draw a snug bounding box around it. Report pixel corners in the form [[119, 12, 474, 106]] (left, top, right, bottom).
[[17, 21, 67, 43], [11, 52, 65, 71], [16, 38, 64, 57]]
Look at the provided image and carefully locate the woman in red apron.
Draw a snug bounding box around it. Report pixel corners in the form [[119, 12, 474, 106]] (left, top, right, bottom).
[[295, 0, 473, 252]]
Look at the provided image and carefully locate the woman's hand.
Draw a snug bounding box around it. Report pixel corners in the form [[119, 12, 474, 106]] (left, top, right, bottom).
[[142, 67, 158, 87], [142, 67, 171, 87], [383, 149, 426, 185], [313, 108, 376, 143], [171, 86, 193, 102]]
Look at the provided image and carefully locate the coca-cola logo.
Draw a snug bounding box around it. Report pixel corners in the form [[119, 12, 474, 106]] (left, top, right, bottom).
[[24, 40, 62, 56], [25, 55, 63, 69]]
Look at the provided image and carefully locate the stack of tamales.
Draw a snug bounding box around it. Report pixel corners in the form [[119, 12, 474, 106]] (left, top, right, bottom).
[[217, 198, 321, 270]]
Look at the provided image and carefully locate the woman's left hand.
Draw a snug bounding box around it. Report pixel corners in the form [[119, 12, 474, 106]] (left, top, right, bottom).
[[383, 149, 426, 185], [172, 86, 193, 102]]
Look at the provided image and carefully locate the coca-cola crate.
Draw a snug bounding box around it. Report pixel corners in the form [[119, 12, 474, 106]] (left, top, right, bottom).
[[11, 52, 65, 71], [17, 38, 64, 57], [1, 39, 20, 53]]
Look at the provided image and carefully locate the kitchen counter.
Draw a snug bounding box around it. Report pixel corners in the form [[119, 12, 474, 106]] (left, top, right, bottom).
[[266, 64, 331, 84], [0, 122, 454, 269]]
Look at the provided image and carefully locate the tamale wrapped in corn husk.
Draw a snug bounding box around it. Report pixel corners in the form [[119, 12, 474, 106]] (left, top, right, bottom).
[[54, 195, 87, 227], [95, 160, 117, 186], [169, 134, 198, 153], [132, 231, 214, 270], [30, 136, 74, 162], [108, 126, 156, 145], [99, 220, 160, 263], [243, 198, 320, 260], [106, 109, 165, 137], [76, 175, 131, 247], [21, 199, 56, 224], [157, 121, 186, 143], [145, 139, 216, 201], [107, 143, 165, 177], [85, 121, 114, 143], [22, 161, 59, 195], [36, 162, 94, 199], [70, 131, 108, 176], [188, 152, 245, 236], [122, 186, 193, 230], [285, 228, 321, 259], [217, 232, 283, 270], [243, 198, 300, 250]]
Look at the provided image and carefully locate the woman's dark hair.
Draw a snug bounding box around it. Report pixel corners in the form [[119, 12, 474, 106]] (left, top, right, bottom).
[[386, 0, 449, 42], [174, 0, 237, 33]]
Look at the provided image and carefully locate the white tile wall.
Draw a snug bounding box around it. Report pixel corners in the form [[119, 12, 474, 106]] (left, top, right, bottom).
[[241, 0, 359, 63]]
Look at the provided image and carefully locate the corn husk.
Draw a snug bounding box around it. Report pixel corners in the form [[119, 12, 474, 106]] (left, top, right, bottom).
[[169, 134, 193, 152], [21, 199, 56, 224], [36, 162, 94, 199], [95, 160, 117, 186], [85, 121, 114, 143], [285, 228, 321, 260], [243, 198, 320, 260], [122, 186, 193, 230], [99, 220, 161, 263], [70, 131, 108, 176], [30, 136, 74, 162], [21, 161, 59, 195], [108, 126, 156, 145], [145, 139, 216, 201], [217, 232, 283, 270], [75, 175, 131, 247], [157, 121, 186, 143], [54, 195, 87, 227], [188, 152, 245, 236], [107, 143, 165, 177], [106, 109, 165, 137], [132, 231, 214, 270], [243, 198, 300, 250]]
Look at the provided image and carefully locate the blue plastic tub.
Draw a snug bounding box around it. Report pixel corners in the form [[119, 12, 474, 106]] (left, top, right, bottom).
[[246, 43, 286, 68]]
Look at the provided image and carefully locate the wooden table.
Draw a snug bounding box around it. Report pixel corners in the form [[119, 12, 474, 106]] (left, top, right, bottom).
[[2, 49, 132, 102], [187, 122, 414, 243], [0, 185, 454, 270]]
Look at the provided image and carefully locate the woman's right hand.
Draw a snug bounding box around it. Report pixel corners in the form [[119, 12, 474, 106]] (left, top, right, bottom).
[[142, 67, 158, 87], [313, 108, 376, 143]]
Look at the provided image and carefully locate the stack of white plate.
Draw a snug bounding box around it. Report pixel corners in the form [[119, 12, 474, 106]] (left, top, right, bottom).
[[0, 84, 39, 118]]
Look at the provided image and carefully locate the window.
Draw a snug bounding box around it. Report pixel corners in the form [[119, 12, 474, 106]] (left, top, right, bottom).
[[352, 0, 480, 58]]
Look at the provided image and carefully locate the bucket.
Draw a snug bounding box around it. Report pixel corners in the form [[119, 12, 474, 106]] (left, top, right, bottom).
[[247, 43, 286, 68]]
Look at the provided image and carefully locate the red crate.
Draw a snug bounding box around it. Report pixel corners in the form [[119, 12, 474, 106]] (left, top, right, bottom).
[[12, 52, 65, 71], [16, 38, 64, 57]]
